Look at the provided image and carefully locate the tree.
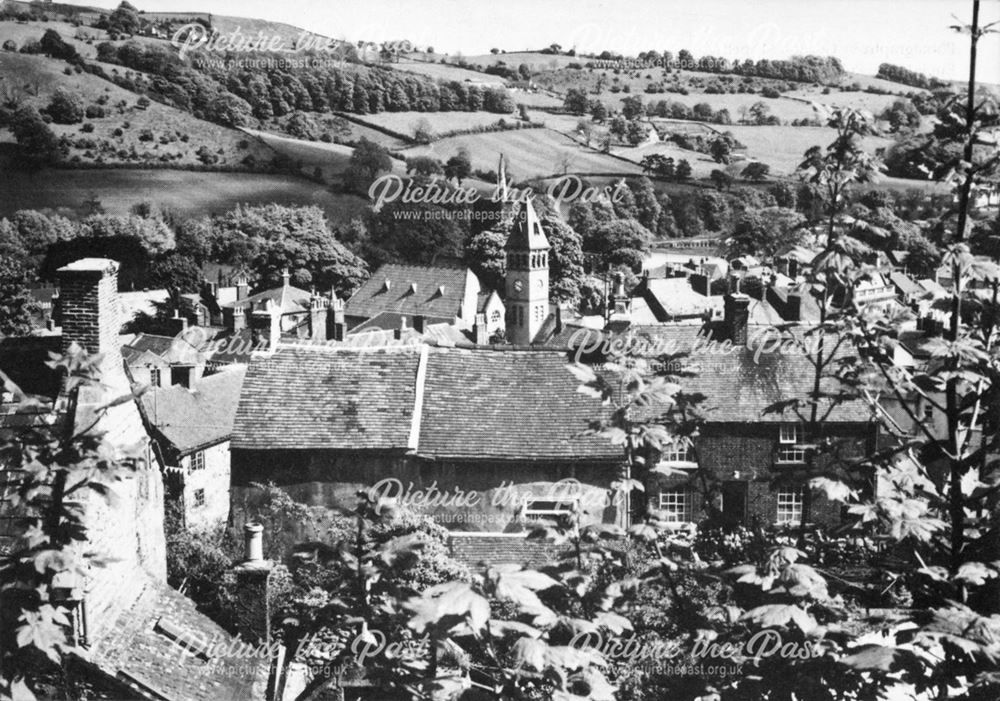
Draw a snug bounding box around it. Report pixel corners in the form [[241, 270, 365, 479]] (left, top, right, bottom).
[[211, 204, 369, 297], [675, 159, 692, 180], [207, 93, 254, 128], [709, 168, 733, 191], [741, 161, 771, 181], [10, 107, 59, 169], [0, 257, 34, 336], [628, 177, 662, 232], [563, 88, 589, 115], [880, 98, 922, 132], [364, 199, 467, 269], [405, 155, 443, 178], [45, 88, 84, 125], [727, 207, 805, 258], [82, 214, 175, 257], [464, 227, 507, 292], [749, 100, 770, 125], [576, 119, 593, 147], [444, 148, 471, 185], [108, 0, 141, 34], [709, 135, 732, 163], [411, 117, 433, 144], [625, 120, 648, 145], [586, 218, 653, 271], [589, 100, 608, 122], [620, 95, 644, 120], [148, 252, 203, 294], [344, 137, 393, 194]]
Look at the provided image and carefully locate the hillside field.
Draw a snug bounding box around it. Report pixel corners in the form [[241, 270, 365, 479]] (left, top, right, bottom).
[[0, 167, 369, 225], [400, 128, 644, 180], [0, 51, 276, 168]]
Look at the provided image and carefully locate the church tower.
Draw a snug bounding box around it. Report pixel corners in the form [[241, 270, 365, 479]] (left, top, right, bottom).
[[505, 199, 550, 345]]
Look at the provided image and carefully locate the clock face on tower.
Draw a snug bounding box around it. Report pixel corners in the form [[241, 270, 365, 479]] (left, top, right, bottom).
[[536, 278, 546, 289], [513, 280, 524, 293]]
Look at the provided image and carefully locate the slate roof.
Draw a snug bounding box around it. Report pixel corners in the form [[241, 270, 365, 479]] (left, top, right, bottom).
[[889, 272, 927, 299], [233, 346, 422, 451], [233, 331, 872, 462], [221, 281, 312, 313], [682, 344, 871, 423], [640, 278, 724, 320], [122, 332, 205, 366], [345, 264, 472, 321], [141, 367, 247, 455], [418, 348, 618, 460], [86, 575, 268, 701]]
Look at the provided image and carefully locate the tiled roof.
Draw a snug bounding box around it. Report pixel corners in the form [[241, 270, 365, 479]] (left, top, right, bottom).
[[351, 312, 454, 333], [232, 330, 871, 461], [233, 346, 422, 451], [641, 278, 724, 320], [345, 264, 472, 321], [141, 367, 247, 455], [683, 346, 871, 423], [123, 332, 205, 366], [233, 345, 617, 460], [889, 272, 926, 299], [418, 348, 618, 460], [86, 575, 267, 701], [221, 282, 312, 313]]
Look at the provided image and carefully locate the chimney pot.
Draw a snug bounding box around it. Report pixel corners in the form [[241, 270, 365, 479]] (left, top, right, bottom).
[[244, 522, 264, 562]]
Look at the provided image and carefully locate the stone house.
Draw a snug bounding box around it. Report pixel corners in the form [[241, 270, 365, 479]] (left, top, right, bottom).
[[139, 365, 247, 530]]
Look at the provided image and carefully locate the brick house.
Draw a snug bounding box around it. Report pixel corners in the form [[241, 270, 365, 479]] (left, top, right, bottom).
[[139, 365, 247, 530], [0, 259, 273, 700]]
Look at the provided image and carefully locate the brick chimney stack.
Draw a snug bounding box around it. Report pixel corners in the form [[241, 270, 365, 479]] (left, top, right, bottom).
[[235, 272, 249, 302], [724, 293, 751, 346], [56, 258, 125, 382], [308, 295, 329, 341], [232, 523, 273, 645], [250, 299, 281, 353]]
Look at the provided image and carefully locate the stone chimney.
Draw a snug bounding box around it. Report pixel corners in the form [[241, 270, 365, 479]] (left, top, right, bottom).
[[56, 258, 125, 381], [786, 292, 803, 322], [223, 304, 247, 332], [690, 273, 710, 297], [168, 309, 188, 335], [394, 315, 407, 340], [281, 268, 291, 288], [231, 523, 273, 645], [555, 305, 563, 335], [473, 312, 489, 345], [235, 272, 249, 302], [250, 299, 281, 353], [724, 293, 750, 346], [329, 299, 346, 342], [308, 295, 329, 341]]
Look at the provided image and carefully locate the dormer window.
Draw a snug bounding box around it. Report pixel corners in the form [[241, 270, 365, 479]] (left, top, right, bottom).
[[381, 280, 392, 293]]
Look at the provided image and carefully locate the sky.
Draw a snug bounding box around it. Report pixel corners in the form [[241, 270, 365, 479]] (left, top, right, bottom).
[[76, 0, 1000, 84]]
